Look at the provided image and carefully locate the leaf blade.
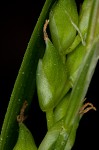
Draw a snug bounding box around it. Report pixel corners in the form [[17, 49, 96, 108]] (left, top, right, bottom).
[[0, 0, 56, 150]]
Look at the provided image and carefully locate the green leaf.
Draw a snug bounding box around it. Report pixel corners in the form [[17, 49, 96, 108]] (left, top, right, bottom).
[[0, 0, 56, 150]]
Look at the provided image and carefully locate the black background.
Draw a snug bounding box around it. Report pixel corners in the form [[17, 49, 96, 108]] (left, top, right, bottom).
[[0, 0, 98, 149]]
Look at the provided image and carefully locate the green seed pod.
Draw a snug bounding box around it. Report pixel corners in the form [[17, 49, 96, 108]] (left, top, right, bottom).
[[36, 36, 68, 111], [49, 0, 78, 55], [67, 0, 93, 53], [13, 123, 37, 150], [66, 43, 86, 86]]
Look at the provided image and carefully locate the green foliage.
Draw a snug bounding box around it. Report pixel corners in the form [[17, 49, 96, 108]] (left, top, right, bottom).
[[0, 0, 99, 150]]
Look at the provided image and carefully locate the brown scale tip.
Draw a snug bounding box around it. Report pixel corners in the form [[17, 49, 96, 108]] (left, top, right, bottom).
[[43, 19, 49, 41], [17, 100, 28, 123]]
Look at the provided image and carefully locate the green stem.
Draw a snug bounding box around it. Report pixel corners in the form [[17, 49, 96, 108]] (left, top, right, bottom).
[[46, 109, 54, 130]]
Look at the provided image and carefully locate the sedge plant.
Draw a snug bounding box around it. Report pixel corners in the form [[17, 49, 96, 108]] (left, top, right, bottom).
[[0, 0, 99, 150]]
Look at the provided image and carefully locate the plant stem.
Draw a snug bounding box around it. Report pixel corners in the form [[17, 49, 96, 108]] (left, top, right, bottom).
[[46, 109, 54, 129]]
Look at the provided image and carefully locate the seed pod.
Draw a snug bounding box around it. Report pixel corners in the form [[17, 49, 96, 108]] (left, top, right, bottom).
[[13, 123, 37, 150], [49, 0, 78, 55], [67, 0, 93, 53], [66, 43, 86, 86], [36, 20, 69, 111], [36, 36, 68, 111]]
